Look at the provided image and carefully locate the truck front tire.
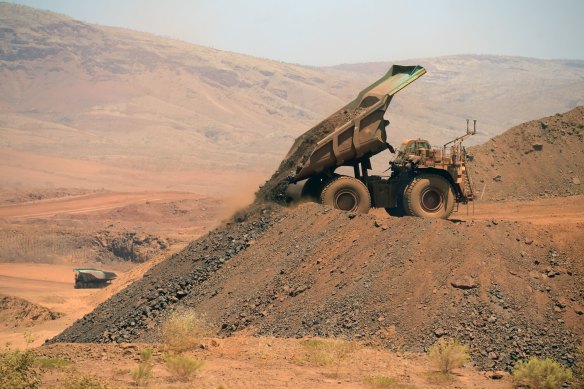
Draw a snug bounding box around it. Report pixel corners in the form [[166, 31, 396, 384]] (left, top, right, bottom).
[[403, 174, 454, 219], [320, 176, 371, 213]]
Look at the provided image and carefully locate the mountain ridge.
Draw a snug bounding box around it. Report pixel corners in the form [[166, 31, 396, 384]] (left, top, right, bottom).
[[1, 2, 583, 195]]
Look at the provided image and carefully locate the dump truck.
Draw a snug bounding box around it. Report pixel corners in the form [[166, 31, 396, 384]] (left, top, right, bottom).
[[74, 268, 117, 289], [290, 65, 475, 219]]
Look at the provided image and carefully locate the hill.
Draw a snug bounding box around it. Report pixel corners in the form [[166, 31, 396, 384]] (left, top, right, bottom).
[[2, 3, 584, 195], [468, 106, 584, 201]]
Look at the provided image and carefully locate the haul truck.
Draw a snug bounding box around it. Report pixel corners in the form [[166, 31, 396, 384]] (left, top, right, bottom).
[[290, 65, 475, 219], [74, 268, 117, 289]]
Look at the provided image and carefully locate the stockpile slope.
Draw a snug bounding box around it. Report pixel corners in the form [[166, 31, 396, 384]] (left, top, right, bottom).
[[51, 202, 583, 371], [468, 106, 584, 201]]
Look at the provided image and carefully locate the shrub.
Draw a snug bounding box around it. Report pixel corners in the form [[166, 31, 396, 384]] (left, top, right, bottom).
[[132, 347, 154, 387], [300, 339, 357, 377], [35, 357, 71, 368], [427, 338, 469, 373], [165, 354, 204, 381], [574, 344, 584, 389], [424, 371, 455, 385], [512, 357, 572, 389], [161, 309, 209, 354], [0, 345, 40, 389], [365, 375, 398, 387], [61, 374, 117, 389], [301, 339, 356, 366]]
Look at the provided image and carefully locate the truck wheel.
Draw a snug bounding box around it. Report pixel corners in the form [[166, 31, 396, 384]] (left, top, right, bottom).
[[385, 184, 408, 217], [403, 174, 455, 219], [385, 204, 406, 217], [320, 176, 371, 213], [301, 176, 327, 200]]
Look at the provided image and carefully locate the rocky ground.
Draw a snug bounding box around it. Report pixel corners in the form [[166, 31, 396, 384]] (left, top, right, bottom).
[[0, 190, 222, 264], [35, 337, 512, 388], [0, 295, 62, 329]]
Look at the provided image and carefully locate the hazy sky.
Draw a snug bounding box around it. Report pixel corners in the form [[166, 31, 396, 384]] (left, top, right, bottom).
[[7, 0, 584, 66]]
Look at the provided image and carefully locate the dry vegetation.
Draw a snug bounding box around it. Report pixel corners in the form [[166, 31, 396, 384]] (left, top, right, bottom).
[[160, 309, 210, 354], [58, 372, 119, 389], [0, 345, 40, 389], [296, 339, 359, 378], [164, 354, 204, 381], [512, 357, 573, 389], [364, 375, 399, 387], [131, 347, 153, 387], [427, 338, 470, 373], [31, 337, 515, 388]]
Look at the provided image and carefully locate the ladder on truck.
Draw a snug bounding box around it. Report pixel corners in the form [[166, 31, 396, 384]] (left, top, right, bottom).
[[462, 151, 475, 215]]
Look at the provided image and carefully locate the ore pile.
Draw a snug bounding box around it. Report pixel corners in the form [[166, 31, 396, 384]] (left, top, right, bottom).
[[469, 106, 584, 201], [164, 205, 580, 372]]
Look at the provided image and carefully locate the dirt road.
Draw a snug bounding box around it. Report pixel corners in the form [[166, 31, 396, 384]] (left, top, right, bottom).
[[0, 191, 204, 220], [457, 195, 584, 224], [0, 263, 100, 347], [369, 195, 584, 225], [37, 337, 511, 388]]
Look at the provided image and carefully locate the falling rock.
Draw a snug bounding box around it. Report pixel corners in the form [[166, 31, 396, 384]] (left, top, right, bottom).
[[488, 371, 505, 380], [573, 177, 581, 185], [434, 328, 447, 337], [451, 276, 478, 290]]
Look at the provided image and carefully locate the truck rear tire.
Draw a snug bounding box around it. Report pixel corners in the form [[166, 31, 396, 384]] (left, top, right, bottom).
[[403, 174, 455, 219], [320, 176, 371, 213]]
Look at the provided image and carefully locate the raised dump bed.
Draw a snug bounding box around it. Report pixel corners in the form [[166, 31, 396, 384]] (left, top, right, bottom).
[[291, 65, 426, 183]]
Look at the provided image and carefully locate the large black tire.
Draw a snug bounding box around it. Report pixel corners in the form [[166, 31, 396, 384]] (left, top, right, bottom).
[[320, 176, 371, 214], [385, 204, 406, 217], [385, 183, 408, 217], [301, 176, 327, 201], [403, 174, 455, 219]]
